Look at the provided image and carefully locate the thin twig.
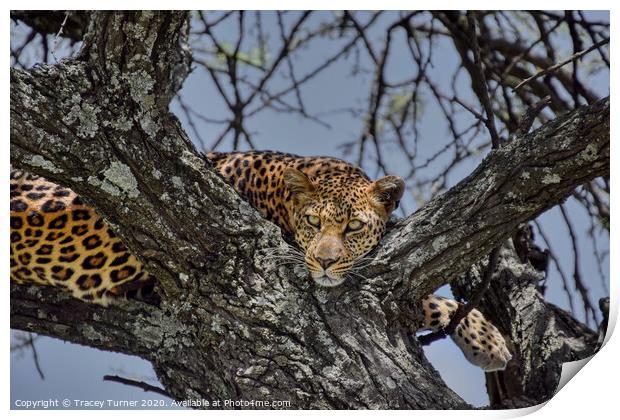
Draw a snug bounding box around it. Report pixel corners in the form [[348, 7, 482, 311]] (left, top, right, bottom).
[[578, 11, 610, 68], [11, 332, 45, 379], [559, 204, 599, 326], [513, 37, 609, 92], [28, 333, 45, 380], [466, 12, 501, 149], [50, 11, 70, 63], [103, 375, 171, 398], [533, 220, 575, 313]]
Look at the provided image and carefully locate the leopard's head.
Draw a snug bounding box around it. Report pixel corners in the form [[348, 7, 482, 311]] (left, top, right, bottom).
[[283, 168, 404, 287]]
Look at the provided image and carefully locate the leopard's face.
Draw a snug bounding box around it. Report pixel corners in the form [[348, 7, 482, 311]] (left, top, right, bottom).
[[284, 168, 404, 287]]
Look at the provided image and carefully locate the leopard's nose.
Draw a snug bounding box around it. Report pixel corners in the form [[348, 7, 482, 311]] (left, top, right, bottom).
[[315, 256, 338, 270]]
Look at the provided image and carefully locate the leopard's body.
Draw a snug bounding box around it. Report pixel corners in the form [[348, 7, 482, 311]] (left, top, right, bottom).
[[10, 169, 153, 303], [10, 151, 511, 371]]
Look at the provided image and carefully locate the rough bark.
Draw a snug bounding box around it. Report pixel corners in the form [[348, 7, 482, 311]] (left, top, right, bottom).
[[10, 11, 608, 409]]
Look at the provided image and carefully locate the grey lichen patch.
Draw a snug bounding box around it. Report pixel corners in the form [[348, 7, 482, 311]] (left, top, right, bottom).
[[184, 388, 203, 402], [181, 150, 205, 173], [103, 115, 134, 132], [125, 14, 158, 57], [385, 376, 397, 390], [101, 181, 122, 197], [249, 273, 267, 292], [541, 173, 561, 184], [431, 236, 447, 252], [239, 364, 268, 378], [237, 200, 262, 222], [292, 264, 308, 279], [139, 116, 160, 138], [171, 176, 184, 189], [405, 246, 435, 271], [133, 321, 164, 349], [26, 155, 63, 173], [121, 69, 160, 137], [63, 94, 100, 138], [580, 143, 599, 162], [127, 70, 155, 108], [81, 324, 108, 343], [16, 80, 40, 112], [179, 273, 190, 284], [134, 304, 196, 351], [210, 314, 226, 335], [104, 161, 140, 198], [89, 161, 140, 199]]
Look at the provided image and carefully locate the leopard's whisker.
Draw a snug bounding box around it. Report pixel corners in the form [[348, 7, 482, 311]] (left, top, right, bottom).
[[262, 253, 305, 260], [261, 245, 304, 254], [351, 260, 375, 270], [345, 270, 371, 283]]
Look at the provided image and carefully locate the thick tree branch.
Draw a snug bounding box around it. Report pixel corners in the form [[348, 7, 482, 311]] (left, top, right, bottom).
[[11, 274, 470, 409], [11, 284, 172, 359], [371, 96, 609, 306]]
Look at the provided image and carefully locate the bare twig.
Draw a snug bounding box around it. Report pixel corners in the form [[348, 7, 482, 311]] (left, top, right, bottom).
[[513, 37, 609, 92], [11, 332, 45, 379], [50, 11, 69, 63], [28, 333, 45, 380], [577, 11, 610, 68], [559, 204, 599, 326], [533, 220, 575, 311], [103, 375, 171, 398], [466, 12, 501, 149]]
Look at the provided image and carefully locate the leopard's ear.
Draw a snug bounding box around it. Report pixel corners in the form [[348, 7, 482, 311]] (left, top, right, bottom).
[[369, 175, 405, 215], [283, 168, 316, 203]]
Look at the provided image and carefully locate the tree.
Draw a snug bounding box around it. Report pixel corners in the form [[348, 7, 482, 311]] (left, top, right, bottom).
[[10, 11, 609, 409]]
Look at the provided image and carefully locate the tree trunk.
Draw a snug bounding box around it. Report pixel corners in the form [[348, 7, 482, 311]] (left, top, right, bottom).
[[10, 11, 609, 409]]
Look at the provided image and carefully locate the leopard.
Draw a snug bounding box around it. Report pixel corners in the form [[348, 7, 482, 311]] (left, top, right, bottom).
[[10, 150, 511, 371]]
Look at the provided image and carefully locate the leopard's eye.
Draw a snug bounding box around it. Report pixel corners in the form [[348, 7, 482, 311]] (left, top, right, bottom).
[[346, 219, 364, 232], [306, 215, 320, 228]]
